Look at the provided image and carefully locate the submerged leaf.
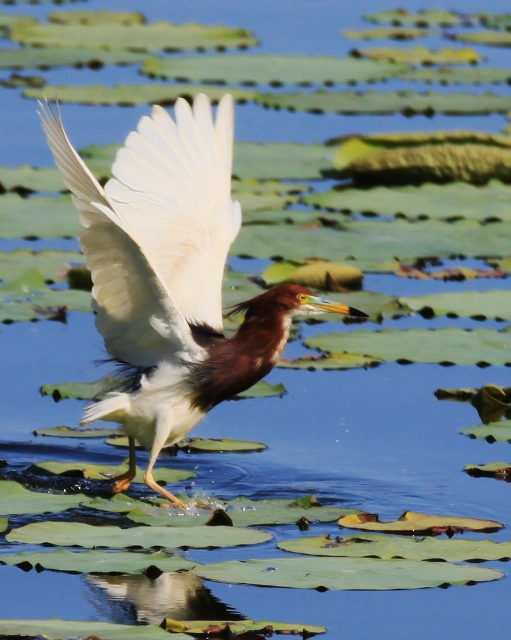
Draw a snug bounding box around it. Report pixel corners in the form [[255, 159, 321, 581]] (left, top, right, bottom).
[[351, 46, 481, 65], [6, 521, 273, 549], [306, 327, 511, 366], [465, 462, 511, 479], [279, 533, 511, 561], [193, 556, 502, 590], [338, 511, 503, 535]]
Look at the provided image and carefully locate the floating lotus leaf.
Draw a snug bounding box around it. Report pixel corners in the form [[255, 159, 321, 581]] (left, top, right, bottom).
[[465, 462, 511, 479], [277, 352, 381, 370], [127, 496, 359, 528], [142, 54, 408, 85], [6, 521, 273, 549], [397, 264, 506, 281], [304, 182, 511, 218], [30, 460, 196, 484], [0, 268, 91, 322], [279, 533, 511, 561], [105, 436, 268, 453], [364, 9, 462, 27], [338, 511, 503, 535], [0, 518, 8, 533], [462, 420, 511, 443], [435, 384, 511, 424], [49, 10, 145, 25], [255, 90, 511, 115], [235, 380, 286, 399], [0, 620, 176, 640], [0, 194, 79, 238], [306, 327, 511, 366], [0, 46, 148, 69], [40, 377, 121, 401], [0, 480, 87, 516], [236, 190, 298, 212], [0, 250, 83, 283], [1, 549, 196, 575], [454, 31, 511, 47], [233, 219, 511, 264], [401, 66, 511, 85], [351, 46, 481, 65], [262, 259, 364, 290], [401, 290, 511, 321], [25, 83, 257, 107], [193, 556, 502, 590], [161, 618, 325, 636], [233, 178, 311, 195], [33, 426, 122, 438], [0, 165, 62, 192], [343, 27, 433, 40], [0, 12, 37, 32], [79, 140, 337, 181], [11, 21, 258, 52]]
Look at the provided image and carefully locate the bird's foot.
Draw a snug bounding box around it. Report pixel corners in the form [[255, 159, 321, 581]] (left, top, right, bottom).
[[111, 476, 133, 494]]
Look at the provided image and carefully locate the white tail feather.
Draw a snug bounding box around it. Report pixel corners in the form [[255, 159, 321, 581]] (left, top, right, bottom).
[[81, 392, 130, 426]]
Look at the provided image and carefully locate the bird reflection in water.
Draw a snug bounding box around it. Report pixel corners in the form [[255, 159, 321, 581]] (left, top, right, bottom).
[[84, 571, 243, 626]]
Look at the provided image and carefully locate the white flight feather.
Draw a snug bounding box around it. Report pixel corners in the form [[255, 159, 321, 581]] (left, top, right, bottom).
[[38, 94, 240, 367]]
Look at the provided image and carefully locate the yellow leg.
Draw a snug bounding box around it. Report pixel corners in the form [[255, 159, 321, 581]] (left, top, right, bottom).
[[143, 471, 188, 509], [111, 436, 137, 493]]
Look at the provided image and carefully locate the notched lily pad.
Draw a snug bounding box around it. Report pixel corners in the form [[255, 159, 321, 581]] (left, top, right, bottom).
[[262, 259, 364, 291], [0, 480, 87, 516], [343, 27, 433, 40], [192, 556, 503, 590], [306, 327, 511, 366], [161, 618, 326, 636], [465, 462, 511, 480], [279, 533, 511, 561], [462, 420, 511, 443], [364, 9, 462, 27], [277, 352, 382, 370], [401, 290, 511, 322], [0, 620, 176, 640], [0, 548, 196, 575], [338, 511, 503, 535], [40, 377, 119, 402], [454, 30, 511, 48], [351, 46, 481, 65], [401, 66, 511, 85], [30, 460, 196, 484], [0, 46, 149, 70], [106, 436, 268, 453], [33, 426, 122, 438], [49, 10, 145, 26], [6, 521, 273, 549]]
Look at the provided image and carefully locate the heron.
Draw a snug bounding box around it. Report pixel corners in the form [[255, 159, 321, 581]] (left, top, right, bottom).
[[39, 94, 367, 509]]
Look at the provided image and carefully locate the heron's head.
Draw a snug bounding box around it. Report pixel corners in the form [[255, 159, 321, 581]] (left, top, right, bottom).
[[228, 284, 368, 320]]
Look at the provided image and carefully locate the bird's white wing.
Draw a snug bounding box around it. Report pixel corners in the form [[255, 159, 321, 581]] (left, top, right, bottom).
[[105, 93, 241, 332], [39, 101, 208, 367]]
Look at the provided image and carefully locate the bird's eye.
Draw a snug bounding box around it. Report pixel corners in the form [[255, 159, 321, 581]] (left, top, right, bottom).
[[297, 293, 307, 302]]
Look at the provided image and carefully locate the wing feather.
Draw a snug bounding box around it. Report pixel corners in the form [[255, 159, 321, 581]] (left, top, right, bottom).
[[38, 100, 205, 367]]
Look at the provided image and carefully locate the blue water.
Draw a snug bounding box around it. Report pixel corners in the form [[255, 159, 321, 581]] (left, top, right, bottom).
[[1, 0, 511, 637]]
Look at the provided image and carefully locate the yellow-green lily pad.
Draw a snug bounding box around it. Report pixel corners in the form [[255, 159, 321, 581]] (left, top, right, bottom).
[[0, 480, 87, 516], [364, 9, 462, 27], [0, 620, 177, 640], [462, 420, 511, 443], [161, 618, 326, 636], [464, 462, 511, 479], [351, 46, 481, 65], [33, 426, 122, 438]]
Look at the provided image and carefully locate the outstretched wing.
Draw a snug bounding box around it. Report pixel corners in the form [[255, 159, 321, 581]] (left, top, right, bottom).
[[39, 95, 239, 366]]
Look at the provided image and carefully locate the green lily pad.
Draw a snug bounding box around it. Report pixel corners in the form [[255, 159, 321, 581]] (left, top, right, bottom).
[[306, 327, 511, 366], [83, 494, 154, 514], [479, 14, 511, 30], [233, 178, 311, 195], [0, 194, 79, 238], [161, 618, 325, 636], [25, 83, 257, 107], [401, 66, 511, 85], [40, 377, 119, 401], [0, 165, 63, 192], [233, 219, 511, 264], [462, 420, 511, 443], [364, 9, 462, 27], [464, 462, 511, 479], [192, 556, 502, 590], [254, 90, 511, 115], [79, 140, 337, 181], [34, 426, 122, 438], [0, 480, 87, 516], [6, 521, 273, 549], [1, 549, 196, 575], [279, 533, 511, 561], [0, 518, 8, 533], [0, 46, 149, 70], [351, 46, 481, 65], [127, 496, 360, 528], [11, 20, 258, 52], [236, 380, 286, 399], [454, 30, 511, 47], [105, 436, 268, 453], [338, 511, 503, 534], [142, 54, 408, 85], [0, 620, 176, 640], [262, 260, 364, 290], [49, 10, 145, 25], [305, 183, 511, 218], [277, 352, 381, 370], [0, 250, 83, 283], [0, 11, 37, 33], [401, 290, 511, 321], [343, 27, 433, 40], [236, 190, 298, 212], [30, 460, 196, 484]]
